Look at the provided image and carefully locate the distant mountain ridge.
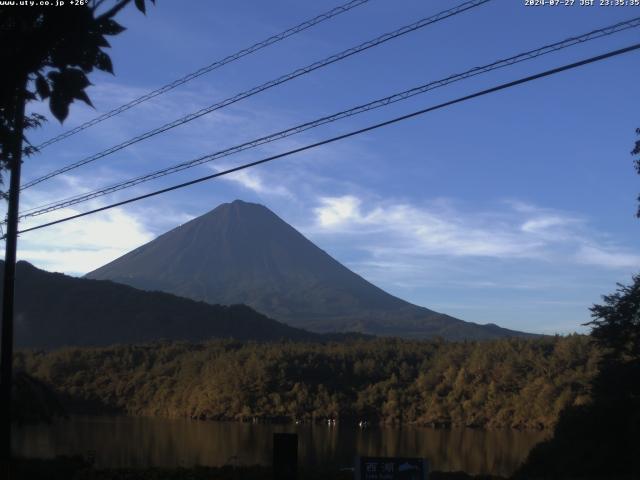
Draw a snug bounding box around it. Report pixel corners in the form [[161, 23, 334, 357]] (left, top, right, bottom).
[[86, 200, 533, 340], [1, 260, 324, 349]]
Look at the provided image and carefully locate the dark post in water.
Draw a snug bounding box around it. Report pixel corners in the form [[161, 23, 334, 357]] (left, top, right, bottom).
[[273, 432, 298, 480]]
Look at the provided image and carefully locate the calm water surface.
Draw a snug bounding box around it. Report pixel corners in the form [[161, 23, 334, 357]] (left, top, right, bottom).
[[13, 415, 549, 476]]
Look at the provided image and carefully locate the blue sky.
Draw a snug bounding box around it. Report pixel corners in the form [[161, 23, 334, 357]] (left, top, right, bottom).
[[7, 0, 640, 334]]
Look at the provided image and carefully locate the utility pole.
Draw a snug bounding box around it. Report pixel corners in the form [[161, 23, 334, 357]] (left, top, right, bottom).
[[0, 75, 27, 477]]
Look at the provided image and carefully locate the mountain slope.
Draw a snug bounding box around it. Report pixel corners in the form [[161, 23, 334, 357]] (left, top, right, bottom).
[[1, 261, 321, 349], [86, 200, 532, 340]]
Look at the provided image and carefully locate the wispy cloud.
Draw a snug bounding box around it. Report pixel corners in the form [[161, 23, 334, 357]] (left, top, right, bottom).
[[311, 195, 545, 259], [575, 244, 640, 269], [309, 195, 639, 271], [6, 196, 154, 275], [17, 209, 152, 275], [1, 163, 206, 275], [211, 164, 293, 198]]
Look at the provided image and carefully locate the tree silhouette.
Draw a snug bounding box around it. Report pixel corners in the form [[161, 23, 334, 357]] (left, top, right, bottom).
[[0, 0, 154, 473], [634, 127, 640, 217], [589, 276, 640, 366], [515, 134, 640, 480], [1, 0, 155, 178]]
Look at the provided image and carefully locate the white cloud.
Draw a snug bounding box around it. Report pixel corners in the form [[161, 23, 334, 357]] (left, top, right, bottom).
[[521, 215, 578, 236], [204, 160, 294, 199], [9, 207, 154, 275], [222, 168, 292, 198], [310, 195, 640, 270], [16, 248, 131, 275], [575, 245, 640, 270], [312, 195, 544, 259], [315, 195, 361, 228]]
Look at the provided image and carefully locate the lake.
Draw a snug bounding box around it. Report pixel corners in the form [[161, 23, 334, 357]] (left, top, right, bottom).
[[13, 415, 549, 477]]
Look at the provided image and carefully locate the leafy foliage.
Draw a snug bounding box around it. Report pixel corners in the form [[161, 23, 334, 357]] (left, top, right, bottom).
[[588, 274, 640, 365], [0, 0, 154, 192], [16, 336, 598, 430], [515, 275, 640, 479]]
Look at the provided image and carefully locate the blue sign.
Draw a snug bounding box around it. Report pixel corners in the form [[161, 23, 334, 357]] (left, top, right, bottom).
[[355, 456, 429, 480]]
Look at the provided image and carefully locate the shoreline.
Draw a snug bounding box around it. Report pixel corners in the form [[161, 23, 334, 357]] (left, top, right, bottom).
[[28, 411, 555, 432]]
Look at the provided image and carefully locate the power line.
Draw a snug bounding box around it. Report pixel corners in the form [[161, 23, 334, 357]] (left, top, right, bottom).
[[14, 42, 640, 238], [34, 0, 372, 151], [18, 16, 640, 219], [21, 0, 491, 190]]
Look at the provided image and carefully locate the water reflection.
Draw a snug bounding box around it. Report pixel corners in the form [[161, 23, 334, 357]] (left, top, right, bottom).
[[13, 416, 549, 476]]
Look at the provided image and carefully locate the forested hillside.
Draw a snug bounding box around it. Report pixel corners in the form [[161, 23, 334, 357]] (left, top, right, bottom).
[[16, 335, 598, 429], [1, 261, 323, 348]]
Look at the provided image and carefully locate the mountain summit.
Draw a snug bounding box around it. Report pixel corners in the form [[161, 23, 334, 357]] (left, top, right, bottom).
[[86, 200, 530, 340]]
